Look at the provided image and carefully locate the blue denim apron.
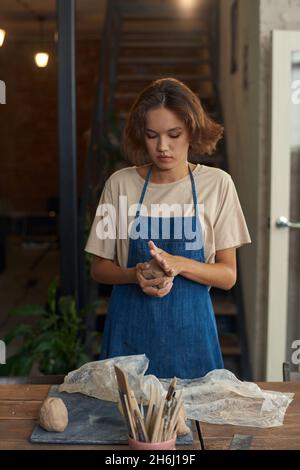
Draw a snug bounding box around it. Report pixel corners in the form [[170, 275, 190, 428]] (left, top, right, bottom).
[[99, 165, 224, 379]]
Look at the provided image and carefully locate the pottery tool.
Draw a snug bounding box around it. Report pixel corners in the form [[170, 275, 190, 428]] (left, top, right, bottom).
[[162, 396, 173, 441], [123, 394, 137, 440], [151, 394, 166, 443], [129, 389, 150, 442], [114, 367, 184, 444], [114, 366, 134, 437], [114, 366, 139, 438], [134, 409, 148, 442], [146, 384, 161, 433], [114, 365, 133, 411], [150, 385, 161, 437], [166, 377, 177, 401], [156, 416, 165, 443], [116, 390, 132, 436], [165, 391, 183, 440], [161, 377, 177, 441], [145, 384, 155, 431], [140, 396, 144, 419]]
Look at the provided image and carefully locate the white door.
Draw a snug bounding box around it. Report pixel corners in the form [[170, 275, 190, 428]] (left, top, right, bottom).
[[267, 31, 300, 380]]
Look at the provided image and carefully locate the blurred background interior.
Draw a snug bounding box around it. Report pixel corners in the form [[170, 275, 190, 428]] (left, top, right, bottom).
[[0, 0, 299, 382]]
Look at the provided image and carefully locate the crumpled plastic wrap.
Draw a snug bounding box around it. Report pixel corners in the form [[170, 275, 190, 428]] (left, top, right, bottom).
[[59, 354, 164, 402], [59, 354, 294, 428]]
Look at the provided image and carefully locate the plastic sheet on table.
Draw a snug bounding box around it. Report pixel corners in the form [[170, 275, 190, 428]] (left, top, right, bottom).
[[59, 354, 294, 428]]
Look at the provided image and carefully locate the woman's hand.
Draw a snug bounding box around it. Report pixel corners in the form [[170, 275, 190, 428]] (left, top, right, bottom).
[[148, 241, 183, 277], [140, 258, 174, 287], [135, 262, 174, 298]]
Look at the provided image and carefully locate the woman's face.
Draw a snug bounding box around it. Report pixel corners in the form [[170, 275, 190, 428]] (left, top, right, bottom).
[[144, 107, 190, 170]]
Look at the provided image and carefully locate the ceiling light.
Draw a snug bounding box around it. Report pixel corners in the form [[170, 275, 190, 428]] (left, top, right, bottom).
[[0, 29, 6, 47], [34, 52, 49, 68], [34, 16, 49, 68], [178, 0, 197, 9]]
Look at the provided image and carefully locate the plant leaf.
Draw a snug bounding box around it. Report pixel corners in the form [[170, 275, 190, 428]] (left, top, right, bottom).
[[47, 279, 58, 314], [4, 324, 34, 344], [10, 305, 46, 317], [0, 353, 34, 376]]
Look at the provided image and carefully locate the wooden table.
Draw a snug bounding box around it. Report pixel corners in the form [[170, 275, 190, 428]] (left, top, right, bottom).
[[0, 382, 299, 450], [0, 384, 201, 450], [201, 382, 300, 450]]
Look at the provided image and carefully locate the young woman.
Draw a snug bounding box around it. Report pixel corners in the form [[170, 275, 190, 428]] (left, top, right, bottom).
[[85, 78, 251, 379]]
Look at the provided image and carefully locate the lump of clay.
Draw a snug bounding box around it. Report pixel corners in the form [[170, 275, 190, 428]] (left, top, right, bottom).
[[141, 259, 174, 289], [39, 397, 68, 432]]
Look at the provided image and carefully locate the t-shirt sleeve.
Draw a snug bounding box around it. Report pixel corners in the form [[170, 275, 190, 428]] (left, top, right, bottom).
[[214, 175, 251, 251], [84, 180, 117, 260]]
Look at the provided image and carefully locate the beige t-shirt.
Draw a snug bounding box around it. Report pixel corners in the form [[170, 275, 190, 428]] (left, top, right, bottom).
[[85, 164, 251, 266]]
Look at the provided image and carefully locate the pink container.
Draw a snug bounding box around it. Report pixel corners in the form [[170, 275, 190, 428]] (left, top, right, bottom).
[[128, 435, 176, 451]]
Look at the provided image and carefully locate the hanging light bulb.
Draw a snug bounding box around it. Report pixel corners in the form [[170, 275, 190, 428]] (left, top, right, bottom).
[[176, 0, 198, 15], [0, 29, 6, 47], [177, 0, 197, 9], [35, 16, 49, 68], [34, 52, 49, 67]]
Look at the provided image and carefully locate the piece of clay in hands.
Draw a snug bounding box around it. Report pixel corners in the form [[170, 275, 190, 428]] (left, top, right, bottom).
[[141, 259, 174, 289]]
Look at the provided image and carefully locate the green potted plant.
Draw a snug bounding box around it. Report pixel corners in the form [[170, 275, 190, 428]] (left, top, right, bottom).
[[0, 280, 101, 376]]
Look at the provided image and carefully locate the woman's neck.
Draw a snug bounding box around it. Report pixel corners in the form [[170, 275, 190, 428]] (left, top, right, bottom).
[[150, 161, 192, 184]]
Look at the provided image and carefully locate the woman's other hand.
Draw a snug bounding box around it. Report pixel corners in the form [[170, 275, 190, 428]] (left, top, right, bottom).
[[148, 241, 183, 277], [135, 262, 174, 297]]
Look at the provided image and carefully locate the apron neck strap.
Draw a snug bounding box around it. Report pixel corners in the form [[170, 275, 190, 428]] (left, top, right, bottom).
[[135, 165, 152, 218], [188, 165, 199, 219]]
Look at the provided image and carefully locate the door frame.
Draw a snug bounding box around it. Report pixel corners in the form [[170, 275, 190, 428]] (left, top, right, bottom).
[[267, 30, 300, 380]]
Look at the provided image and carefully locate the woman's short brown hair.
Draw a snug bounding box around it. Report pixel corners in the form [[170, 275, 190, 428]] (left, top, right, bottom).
[[121, 77, 224, 165]]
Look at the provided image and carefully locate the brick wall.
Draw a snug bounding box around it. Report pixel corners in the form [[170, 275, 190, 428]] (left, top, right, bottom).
[[0, 39, 100, 214]]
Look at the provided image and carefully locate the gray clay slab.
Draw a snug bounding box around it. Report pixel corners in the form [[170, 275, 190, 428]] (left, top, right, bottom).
[[30, 385, 193, 445]]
